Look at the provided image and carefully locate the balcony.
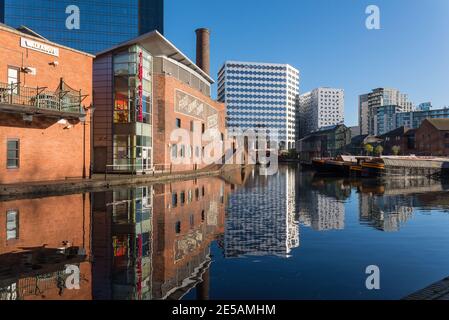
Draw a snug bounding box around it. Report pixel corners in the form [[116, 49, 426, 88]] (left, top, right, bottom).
[[0, 80, 86, 119]]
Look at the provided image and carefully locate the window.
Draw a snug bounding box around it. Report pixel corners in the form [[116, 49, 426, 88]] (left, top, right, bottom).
[[6, 210, 18, 240], [180, 191, 186, 205], [171, 144, 178, 159], [195, 188, 200, 200], [202, 123, 205, 134], [171, 193, 178, 207], [190, 215, 194, 228], [7, 139, 19, 169], [175, 221, 181, 234], [7, 67, 19, 94], [190, 121, 194, 132], [180, 145, 185, 158], [188, 190, 193, 203], [176, 118, 181, 128]]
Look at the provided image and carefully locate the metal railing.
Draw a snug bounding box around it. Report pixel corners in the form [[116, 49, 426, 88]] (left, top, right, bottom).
[[103, 163, 209, 180], [0, 81, 84, 114]]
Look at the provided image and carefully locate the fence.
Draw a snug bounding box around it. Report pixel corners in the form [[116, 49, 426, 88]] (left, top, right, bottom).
[[0, 81, 84, 114]]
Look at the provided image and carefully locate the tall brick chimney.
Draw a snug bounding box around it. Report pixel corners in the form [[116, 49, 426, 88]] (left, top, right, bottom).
[[195, 28, 210, 76]]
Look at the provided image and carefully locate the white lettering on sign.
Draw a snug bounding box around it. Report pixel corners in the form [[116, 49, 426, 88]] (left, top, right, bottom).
[[175, 90, 218, 128], [21, 38, 60, 57]]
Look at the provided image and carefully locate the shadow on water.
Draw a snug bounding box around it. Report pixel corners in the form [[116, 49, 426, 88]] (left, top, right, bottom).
[[1, 164, 449, 300]]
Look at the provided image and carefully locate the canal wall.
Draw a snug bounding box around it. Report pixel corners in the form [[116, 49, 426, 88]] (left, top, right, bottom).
[[0, 164, 249, 200]]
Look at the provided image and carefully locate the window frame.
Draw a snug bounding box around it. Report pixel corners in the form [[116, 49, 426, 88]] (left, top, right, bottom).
[[6, 209, 19, 241], [6, 138, 20, 169], [7, 66, 20, 95]]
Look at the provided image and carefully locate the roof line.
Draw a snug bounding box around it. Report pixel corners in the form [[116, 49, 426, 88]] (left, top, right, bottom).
[[95, 30, 214, 84], [0, 23, 95, 58]]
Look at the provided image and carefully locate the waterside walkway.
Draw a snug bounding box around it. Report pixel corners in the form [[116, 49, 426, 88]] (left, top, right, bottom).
[[0, 165, 247, 200]]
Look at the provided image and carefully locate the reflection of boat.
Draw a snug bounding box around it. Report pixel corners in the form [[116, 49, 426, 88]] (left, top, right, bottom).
[[361, 158, 385, 177]]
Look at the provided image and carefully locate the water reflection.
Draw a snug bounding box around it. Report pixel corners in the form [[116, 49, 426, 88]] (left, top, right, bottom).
[[1, 165, 449, 300], [224, 167, 299, 258], [0, 194, 91, 300]]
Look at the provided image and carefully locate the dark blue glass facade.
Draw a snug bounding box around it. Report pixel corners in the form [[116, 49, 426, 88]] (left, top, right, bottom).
[[0, 0, 163, 54]]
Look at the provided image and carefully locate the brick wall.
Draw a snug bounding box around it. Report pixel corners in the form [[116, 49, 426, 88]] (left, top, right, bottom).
[[415, 121, 449, 156], [153, 74, 226, 172], [0, 26, 93, 184]]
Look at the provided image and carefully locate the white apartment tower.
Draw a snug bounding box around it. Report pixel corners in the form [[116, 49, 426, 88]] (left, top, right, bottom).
[[218, 61, 300, 150], [299, 88, 345, 138]]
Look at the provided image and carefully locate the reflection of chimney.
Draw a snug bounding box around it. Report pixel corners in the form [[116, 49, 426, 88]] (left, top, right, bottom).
[[196, 268, 210, 300], [195, 28, 210, 76]]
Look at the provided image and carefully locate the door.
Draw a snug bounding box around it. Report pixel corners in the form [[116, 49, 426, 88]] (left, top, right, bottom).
[[142, 147, 152, 171]]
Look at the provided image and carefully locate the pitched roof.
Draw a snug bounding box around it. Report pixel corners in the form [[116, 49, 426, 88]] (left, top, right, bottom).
[[380, 126, 410, 138], [425, 118, 449, 131]]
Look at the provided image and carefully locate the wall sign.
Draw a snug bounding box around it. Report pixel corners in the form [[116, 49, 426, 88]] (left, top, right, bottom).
[[175, 90, 219, 129], [137, 51, 144, 122], [20, 38, 59, 57]]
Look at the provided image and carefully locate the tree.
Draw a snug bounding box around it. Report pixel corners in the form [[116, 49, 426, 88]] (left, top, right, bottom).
[[364, 144, 374, 156], [375, 145, 384, 156], [391, 145, 401, 156]]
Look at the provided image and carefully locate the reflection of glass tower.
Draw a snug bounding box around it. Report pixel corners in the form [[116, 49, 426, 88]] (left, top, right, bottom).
[[224, 166, 299, 258], [298, 194, 345, 231], [297, 176, 346, 231], [359, 192, 414, 232]]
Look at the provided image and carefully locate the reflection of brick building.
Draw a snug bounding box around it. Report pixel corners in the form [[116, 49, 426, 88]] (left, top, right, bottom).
[[0, 24, 93, 184], [0, 194, 91, 300], [152, 177, 227, 299], [90, 177, 227, 300]]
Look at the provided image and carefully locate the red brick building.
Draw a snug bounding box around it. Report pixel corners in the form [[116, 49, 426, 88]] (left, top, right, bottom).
[[0, 24, 93, 184], [414, 119, 449, 156], [93, 30, 227, 174], [380, 126, 411, 155]]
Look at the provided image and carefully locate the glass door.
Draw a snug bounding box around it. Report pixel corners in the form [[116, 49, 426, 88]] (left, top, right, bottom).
[[142, 147, 152, 172]]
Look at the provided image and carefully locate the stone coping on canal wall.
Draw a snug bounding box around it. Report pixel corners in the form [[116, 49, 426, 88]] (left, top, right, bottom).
[[403, 276, 449, 300], [0, 164, 248, 201]]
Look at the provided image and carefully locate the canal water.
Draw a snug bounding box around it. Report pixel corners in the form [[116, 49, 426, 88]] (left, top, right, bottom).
[[1, 164, 449, 300]]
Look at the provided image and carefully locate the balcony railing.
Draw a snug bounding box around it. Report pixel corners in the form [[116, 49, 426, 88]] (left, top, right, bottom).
[[0, 80, 86, 115]]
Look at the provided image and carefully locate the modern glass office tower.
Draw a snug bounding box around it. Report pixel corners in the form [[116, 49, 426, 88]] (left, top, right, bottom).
[[218, 61, 300, 150], [375, 105, 449, 135], [0, 0, 164, 54]]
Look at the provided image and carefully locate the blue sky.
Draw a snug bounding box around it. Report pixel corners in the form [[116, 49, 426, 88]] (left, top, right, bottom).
[[166, 0, 449, 126]]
